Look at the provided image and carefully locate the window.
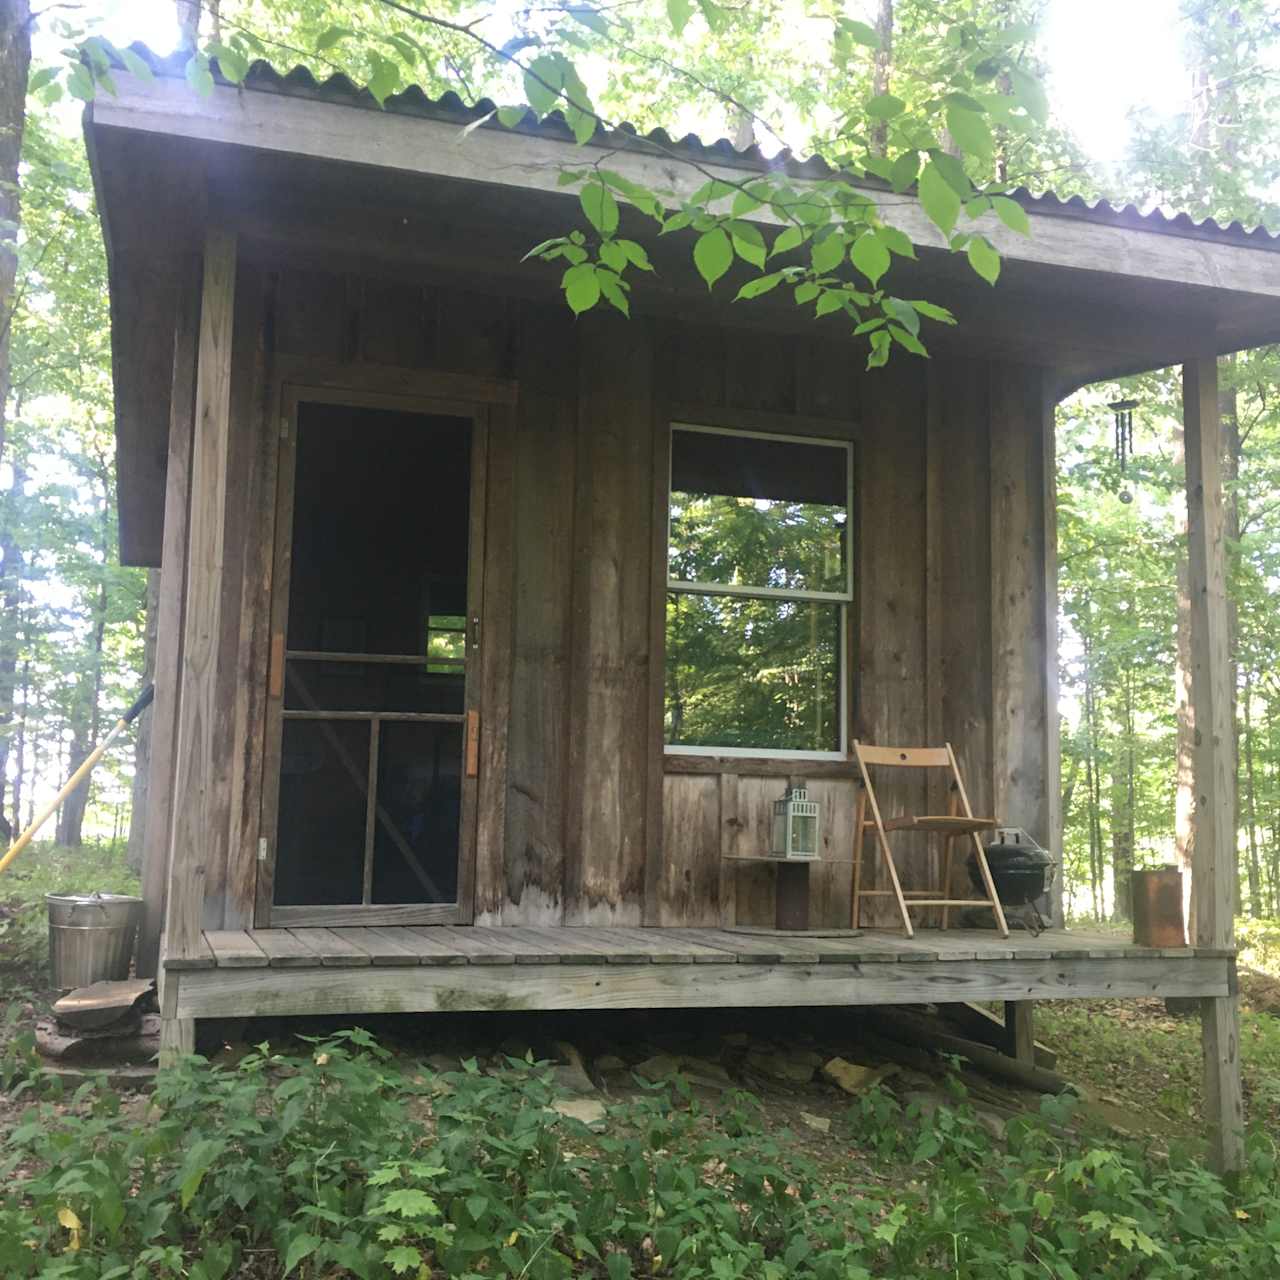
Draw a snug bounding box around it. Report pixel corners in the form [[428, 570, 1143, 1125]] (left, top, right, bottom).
[[665, 424, 853, 758]]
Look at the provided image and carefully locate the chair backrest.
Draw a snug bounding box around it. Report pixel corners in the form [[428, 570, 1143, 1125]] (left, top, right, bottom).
[[854, 743, 952, 769]]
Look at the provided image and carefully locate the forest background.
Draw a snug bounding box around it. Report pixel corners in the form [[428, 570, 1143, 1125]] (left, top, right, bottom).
[[1, 0, 1278, 924]]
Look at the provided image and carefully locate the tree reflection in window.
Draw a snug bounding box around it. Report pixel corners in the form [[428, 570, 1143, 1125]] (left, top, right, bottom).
[[666, 425, 853, 755]]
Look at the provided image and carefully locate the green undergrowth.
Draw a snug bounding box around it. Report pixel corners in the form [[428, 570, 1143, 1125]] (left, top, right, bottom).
[[0, 841, 139, 983], [1037, 999, 1280, 1135], [4, 1030, 1280, 1279]]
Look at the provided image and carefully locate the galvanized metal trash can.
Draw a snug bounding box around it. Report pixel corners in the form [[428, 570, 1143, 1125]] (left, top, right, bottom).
[[46, 892, 143, 990]]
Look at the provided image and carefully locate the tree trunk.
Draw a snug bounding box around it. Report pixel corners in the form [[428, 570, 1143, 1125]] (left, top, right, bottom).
[[1110, 668, 1136, 920], [56, 474, 110, 847], [869, 0, 893, 157], [1173, 424, 1196, 935], [0, 0, 31, 468], [1242, 667, 1262, 917], [126, 568, 161, 873], [1221, 355, 1242, 914], [0, 454, 25, 834], [175, 0, 200, 49], [9, 656, 26, 838]]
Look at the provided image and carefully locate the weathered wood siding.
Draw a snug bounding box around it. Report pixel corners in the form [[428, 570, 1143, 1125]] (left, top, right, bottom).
[[152, 252, 1061, 950]]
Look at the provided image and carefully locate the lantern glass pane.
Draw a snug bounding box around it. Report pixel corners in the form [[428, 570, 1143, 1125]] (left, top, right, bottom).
[[791, 813, 818, 855]]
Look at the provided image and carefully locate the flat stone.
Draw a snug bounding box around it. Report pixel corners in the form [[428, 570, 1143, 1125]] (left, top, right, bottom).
[[822, 1057, 896, 1095], [552, 1061, 597, 1095], [745, 1050, 815, 1084], [595, 1054, 627, 1072], [635, 1053, 681, 1082], [799, 1111, 831, 1134], [553, 1098, 607, 1128]]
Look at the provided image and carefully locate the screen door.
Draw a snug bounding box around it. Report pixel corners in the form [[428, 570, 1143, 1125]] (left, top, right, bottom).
[[260, 396, 485, 925]]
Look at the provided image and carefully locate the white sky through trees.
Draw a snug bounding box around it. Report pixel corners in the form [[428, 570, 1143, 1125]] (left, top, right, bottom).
[[80, 0, 1190, 180]]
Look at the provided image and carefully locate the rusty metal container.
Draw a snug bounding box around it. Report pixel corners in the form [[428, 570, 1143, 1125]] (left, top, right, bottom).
[[1132, 867, 1186, 947]]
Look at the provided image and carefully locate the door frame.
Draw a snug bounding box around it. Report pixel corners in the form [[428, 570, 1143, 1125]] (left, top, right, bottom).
[[254, 376, 494, 927]]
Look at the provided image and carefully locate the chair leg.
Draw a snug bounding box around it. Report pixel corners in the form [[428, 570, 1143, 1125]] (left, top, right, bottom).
[[969, 834, 1010, 938], [940, 836, 954, 931], [852, 787, 867, 929], [875, 829, 914, 938]]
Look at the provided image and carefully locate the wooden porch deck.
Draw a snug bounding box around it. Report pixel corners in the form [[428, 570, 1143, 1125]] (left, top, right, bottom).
[[160, 926, 1235, 1022]]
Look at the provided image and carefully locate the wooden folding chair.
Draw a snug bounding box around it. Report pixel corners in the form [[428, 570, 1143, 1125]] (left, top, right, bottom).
[[852, 741, 1009, 939]]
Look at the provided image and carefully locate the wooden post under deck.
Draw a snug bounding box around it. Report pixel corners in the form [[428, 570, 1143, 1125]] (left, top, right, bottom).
[[160, 226, 238, 1055], [1183, 356, 1244, 1175]]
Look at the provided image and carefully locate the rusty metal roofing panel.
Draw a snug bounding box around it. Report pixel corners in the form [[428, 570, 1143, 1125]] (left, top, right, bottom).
[[110, 43, 1280, 251]]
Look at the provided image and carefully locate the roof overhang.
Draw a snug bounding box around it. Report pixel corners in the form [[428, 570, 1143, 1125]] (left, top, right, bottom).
[[87, 67, 1280, 564]]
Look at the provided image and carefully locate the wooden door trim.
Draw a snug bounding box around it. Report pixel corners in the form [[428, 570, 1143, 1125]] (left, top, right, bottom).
[[255, 375, 490, 927]]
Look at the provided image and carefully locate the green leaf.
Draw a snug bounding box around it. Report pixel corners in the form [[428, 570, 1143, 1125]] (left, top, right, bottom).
[[890, 324, 928, 357], [208, 42, 250, 85], [563, 262, 601, 314], [569, 7, 609, 34], [606, 1253, 633, 1280], [180, 56, 212, 99], [384, 1245, 423, 1275], [850, 232, 891, 285], [693, 228, 733, 288], [497, 105, 526, 128], [367, 55, 400, 106], [581, 183, 620, 235], [117, 51, 153, 82], [1010, 67, 1049, 123], [524, 54, 563, 115], [867, 93, 905, 119], [889, 150, 920, 192], [810, 230, 845, 274], [908, 299, 957, 324], [599, 240, 627, 272], [735, 272, 785, 300], [598, 270, 631, 315], [378, 1188, 440, 1219], [867, 328, 892, 368], [315, 26, 350, 53], [946, 106, 993, 160], [794, 281, 820, 304], [878, 225, 916, 259], [618, 239, 653, 271], [729, 221, 766, 268], [179, 1138, 224, 1209], [991, 195, 1030, 235], [283, 1233, 322, 1277], [966, 235, 1001, 284], [667, 0, 695, 34], [696, 0, 727, 33], [838, 18, 882, 48], [883, 296, 919, 336], [929, 150, 972, 197], [770, 224, 806, 257], [63, 62, 94, 99], [918, 162, 961, 236], [815, 290, 846, 318]]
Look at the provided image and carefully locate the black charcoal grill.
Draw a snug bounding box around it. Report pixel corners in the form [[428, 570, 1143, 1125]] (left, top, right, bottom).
[[967, 839, 1056, 934]]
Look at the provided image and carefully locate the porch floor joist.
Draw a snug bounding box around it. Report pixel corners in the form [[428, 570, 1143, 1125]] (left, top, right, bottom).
[[161, 927, 1233, 1020]]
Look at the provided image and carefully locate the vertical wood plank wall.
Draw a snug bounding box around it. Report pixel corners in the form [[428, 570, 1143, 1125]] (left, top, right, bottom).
[[154, 260, 1061, 941]]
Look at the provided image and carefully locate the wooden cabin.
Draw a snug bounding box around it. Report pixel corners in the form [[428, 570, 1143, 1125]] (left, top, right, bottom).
[[87, 53, 1280, 1170]]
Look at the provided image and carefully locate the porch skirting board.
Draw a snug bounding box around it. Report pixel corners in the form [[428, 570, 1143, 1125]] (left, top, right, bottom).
[[160, 926, 1232, 1020]]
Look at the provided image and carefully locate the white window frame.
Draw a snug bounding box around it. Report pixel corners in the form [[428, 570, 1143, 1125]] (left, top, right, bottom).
[[664, 422, 854, 761]]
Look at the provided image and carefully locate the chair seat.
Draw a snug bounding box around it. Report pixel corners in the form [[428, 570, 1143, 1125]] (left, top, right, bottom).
[[880, 815, 996, 834]]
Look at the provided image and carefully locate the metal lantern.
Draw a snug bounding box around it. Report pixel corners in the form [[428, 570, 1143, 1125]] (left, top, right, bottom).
[[771, 786, 820, 860]]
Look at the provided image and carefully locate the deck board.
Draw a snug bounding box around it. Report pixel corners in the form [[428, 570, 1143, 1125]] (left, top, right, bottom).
[[166, 925, 1234, 1020]]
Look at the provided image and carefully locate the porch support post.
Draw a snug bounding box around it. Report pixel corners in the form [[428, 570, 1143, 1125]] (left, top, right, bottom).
[[1182, 355, 1244, 1175], [163, 226, 237, 977]]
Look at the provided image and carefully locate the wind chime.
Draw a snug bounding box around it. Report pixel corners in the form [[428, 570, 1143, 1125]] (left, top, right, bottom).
[[1108, 397, 1140, 503]]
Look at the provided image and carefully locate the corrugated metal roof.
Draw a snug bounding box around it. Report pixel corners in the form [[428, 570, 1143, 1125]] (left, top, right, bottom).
[[116, 42, 1280, 251]]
